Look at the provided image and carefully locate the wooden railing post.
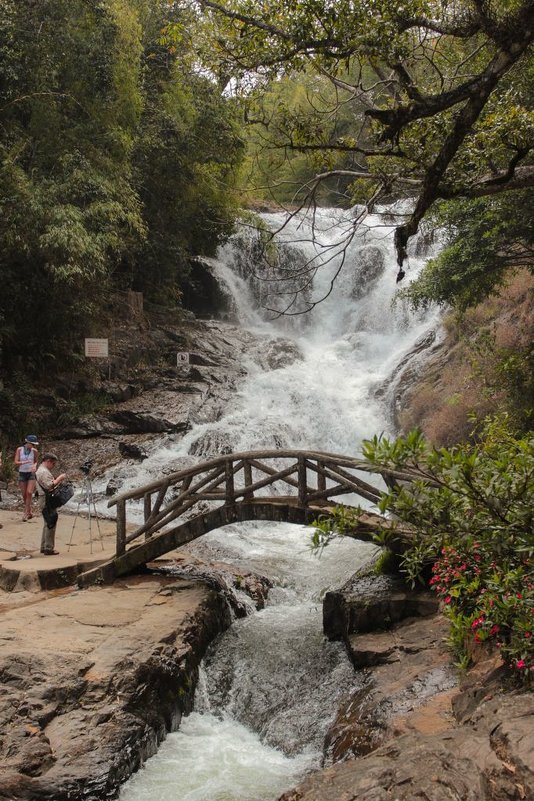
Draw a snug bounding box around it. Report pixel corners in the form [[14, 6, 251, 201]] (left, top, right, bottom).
[[144, 492, 152, 540], [225, 459, 235, 503], [116, 499, 126, 556], [298, 456, 307, 506], [317, 461, 326, 494], [243, 460, 253, 501]]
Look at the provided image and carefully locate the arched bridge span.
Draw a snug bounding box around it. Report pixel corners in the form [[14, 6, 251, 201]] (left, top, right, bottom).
[[78, 449, 413, 587]]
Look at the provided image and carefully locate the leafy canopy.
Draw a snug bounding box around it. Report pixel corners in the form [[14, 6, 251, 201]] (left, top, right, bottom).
[[0, 0, 244, 379], [192, 0, 533, 273]]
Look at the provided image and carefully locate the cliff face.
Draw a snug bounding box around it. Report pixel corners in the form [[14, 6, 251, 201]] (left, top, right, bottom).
[[0, 312, 301, 493], [389, 269, 533, 445]]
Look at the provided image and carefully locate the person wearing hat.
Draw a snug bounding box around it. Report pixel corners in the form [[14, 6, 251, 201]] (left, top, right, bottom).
[[36, 453, 67, 555], [14, 435, 39, 521]]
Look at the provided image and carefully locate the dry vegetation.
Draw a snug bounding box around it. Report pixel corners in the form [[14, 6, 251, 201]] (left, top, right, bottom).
[[398, 269, 533, 445]]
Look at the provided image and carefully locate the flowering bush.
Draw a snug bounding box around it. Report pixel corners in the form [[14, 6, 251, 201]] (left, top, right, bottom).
[[360, 416, 534, 683], [430, 543, 533, 679]]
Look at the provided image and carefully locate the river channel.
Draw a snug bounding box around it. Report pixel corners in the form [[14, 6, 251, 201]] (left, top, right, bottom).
[[118, 207, 441, 801]]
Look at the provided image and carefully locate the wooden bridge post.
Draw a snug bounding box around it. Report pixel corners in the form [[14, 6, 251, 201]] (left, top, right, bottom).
[[144, 493, 152, 540], [225, 459, 235, 503], [317, 461, 326, 494], [298, 456, 307, 506], [116, 499, 126, 556], [243, 460, 253, 501]]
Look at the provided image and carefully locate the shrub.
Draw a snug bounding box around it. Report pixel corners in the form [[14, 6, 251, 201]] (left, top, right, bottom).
[[321, 418, 533, 683], [430, 543, 532, 680]]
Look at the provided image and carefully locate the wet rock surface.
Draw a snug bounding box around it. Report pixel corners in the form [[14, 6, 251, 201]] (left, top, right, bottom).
[[0, 572, 262, 801], [323, 572, 439, 640], [281, 684, 534, 801], [5, 316, 303, 503], [279, 571, 534, 801]]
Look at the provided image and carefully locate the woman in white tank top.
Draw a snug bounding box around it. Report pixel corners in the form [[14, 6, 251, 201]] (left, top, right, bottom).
[[14, 435, 39, 521]]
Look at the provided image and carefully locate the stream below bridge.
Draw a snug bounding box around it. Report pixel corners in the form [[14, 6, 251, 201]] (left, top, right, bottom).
[[116, 206, 442, 801]]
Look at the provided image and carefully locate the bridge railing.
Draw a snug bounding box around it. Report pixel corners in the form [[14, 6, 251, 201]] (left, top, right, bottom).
[[107, 449, 393, 557]]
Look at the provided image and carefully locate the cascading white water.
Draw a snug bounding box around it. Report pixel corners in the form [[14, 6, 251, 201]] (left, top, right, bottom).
[[119, 207, 442, 801]]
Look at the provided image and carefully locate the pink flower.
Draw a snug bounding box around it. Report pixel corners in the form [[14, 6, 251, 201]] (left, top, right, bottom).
[[444, 596, 452, 604], [516, 659, 526, 669]]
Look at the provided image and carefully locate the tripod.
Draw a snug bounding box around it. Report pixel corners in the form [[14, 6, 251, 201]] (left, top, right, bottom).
[[67, 473, 105, 553]]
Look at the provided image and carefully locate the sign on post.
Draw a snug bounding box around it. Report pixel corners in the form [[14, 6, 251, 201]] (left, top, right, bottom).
[[85, 338, 109, 358], [177, 351, 190, 366]]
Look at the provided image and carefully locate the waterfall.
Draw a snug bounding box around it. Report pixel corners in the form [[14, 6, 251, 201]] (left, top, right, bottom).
[[119, 207, 442, 801]]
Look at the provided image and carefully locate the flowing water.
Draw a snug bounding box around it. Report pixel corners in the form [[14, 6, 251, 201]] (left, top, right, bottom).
[[118, 207, 442, 801]]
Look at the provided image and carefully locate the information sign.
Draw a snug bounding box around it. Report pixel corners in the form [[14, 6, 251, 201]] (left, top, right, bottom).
[[85, 338, 109, 358]]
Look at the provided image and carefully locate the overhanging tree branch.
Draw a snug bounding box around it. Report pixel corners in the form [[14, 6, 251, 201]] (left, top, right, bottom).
[[194, 0, 534, 278], [393, 34, 534, 267]]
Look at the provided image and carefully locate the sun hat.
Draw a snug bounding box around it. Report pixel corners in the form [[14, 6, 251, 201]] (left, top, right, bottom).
[[25, 434, 39, 446]]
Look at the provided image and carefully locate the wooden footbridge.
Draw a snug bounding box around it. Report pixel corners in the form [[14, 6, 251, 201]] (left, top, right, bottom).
[[78, 449, 413, 587]]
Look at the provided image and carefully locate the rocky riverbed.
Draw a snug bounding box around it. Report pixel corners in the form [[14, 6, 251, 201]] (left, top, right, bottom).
[[1, 556, 532, 801], [1, 313, 532, 801], [0, 568, 270, 801], [300, 572, 534, 801]]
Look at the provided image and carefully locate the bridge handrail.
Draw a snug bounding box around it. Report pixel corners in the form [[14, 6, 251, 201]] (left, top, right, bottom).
[[107, 449, 375, 507], [104, 448, 425, 559]]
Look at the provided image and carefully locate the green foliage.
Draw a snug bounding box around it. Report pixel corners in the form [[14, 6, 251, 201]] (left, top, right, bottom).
[[431, 543, 533, 681], [401, 192, 534, 311], [361, 418, 534, 682], [238, 66, 374, 205], [311, 504, 367, 554], [467, 327, 534, 435], [194, 0, 533, 271], [0, 0, 244, 377], [54, 392, 111, 428], [372, 548, 399, 576], [131, 67, 243, 301]]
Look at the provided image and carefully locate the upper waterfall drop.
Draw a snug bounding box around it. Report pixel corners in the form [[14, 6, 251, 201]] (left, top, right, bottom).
[[196, 205, 443, 455], [215, 205, 438, 337]]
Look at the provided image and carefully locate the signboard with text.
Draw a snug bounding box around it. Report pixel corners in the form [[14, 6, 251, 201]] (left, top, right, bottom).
[[177, 351, 190, 365], [85, 338, 109, 358]]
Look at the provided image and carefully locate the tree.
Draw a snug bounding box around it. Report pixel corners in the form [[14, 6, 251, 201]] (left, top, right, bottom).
[[130, 1, 244, 302], [0, 0, 244, 379], [400, 190, 534, 310], [194, 0, 533, 277], [0, 0, 146, 373]]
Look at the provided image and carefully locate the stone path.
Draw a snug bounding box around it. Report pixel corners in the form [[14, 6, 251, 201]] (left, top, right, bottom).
[[0, 507, 119, 593]]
